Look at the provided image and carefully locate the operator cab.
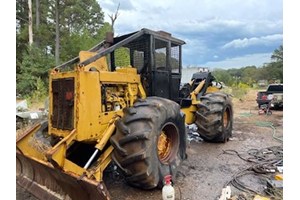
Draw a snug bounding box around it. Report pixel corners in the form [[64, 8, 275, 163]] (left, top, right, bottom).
[[106, 28, 185, 101]]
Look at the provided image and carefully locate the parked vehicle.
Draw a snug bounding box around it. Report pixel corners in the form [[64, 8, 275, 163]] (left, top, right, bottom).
[[256, 84, 283, 109]]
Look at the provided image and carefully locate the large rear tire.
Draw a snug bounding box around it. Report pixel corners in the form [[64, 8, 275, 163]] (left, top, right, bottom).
[[195, 92, 233, 142], [110, 97, 186, 189]]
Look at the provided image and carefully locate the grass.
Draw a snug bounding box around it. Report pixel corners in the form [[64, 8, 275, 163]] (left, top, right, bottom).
[[222, 83, 250, 99]]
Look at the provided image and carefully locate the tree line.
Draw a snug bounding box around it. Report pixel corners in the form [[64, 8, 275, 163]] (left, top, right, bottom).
[[212, 45, 283, 87], [16, 0, 111, 99], [16, 0, 283, 100]]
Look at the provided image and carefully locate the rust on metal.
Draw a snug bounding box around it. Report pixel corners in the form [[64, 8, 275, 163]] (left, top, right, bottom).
[[157, 123, 180, 164], [157, 131, 171, 162], [17, 153, 111, 200], [16, 123, 41, 143], [51, 77, 75, 130], [223, 108, 229, 128]]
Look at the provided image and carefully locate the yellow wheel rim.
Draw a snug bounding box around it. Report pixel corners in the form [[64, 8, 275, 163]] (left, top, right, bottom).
[[157, 131, 171, 161], [157, 123, 179, 164], [223, 108, 230, 129]]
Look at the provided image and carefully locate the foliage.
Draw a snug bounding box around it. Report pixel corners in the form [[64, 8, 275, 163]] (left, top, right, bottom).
[[212, 69, 235, 86], [16, 0, 111, 98], [115, 47, 131, 67], [271, 45, 283, 62], [17, 45, 55, 96], [31, 77, 48, 103], [231, 83, 250, 99], [222, 83, 250, 99], [212, 45, 283, 87]]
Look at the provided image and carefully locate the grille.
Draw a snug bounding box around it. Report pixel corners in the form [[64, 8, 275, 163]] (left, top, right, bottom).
[[51, 78, 74, 130]]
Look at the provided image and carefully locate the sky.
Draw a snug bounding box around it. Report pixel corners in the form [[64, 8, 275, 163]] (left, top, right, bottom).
[[98, 0, 282, 69]]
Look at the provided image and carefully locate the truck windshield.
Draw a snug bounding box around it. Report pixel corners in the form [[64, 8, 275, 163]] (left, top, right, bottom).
[[268, 85, 283, 92]]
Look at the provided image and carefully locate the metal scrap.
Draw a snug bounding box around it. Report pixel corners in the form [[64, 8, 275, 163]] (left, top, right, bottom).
[[219, 186, 231, 200], [186, 124, 203, 143], [16, 98, 49, 130]]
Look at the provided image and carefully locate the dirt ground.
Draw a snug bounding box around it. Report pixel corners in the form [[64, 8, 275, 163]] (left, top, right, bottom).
[[16, 89, 283, 200]]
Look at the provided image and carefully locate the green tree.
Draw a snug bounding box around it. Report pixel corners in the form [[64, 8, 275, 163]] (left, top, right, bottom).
[[241, 66, 257, 86], [212, 69, 234, 85], [271, 45, 283, 62], [256, 45, 283, 83], [17, 45, 55, 96], [269, 45, 283, 82], [17, 0, 110, 97], [17, 0, 30, 74], [51, 0, 105, 64], [211, 44, 283, 87]]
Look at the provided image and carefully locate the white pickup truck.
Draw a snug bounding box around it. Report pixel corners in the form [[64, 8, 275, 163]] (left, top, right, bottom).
[[256, 84, 283, 109]]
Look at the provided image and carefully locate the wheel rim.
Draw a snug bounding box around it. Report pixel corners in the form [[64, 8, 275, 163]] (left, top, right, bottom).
[[157, 123, 179, 164], [223, 107, 230, 129]]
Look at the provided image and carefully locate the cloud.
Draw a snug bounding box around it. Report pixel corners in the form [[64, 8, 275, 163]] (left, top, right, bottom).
[[200, 53, 272, 69], [99, 0, 282, 68], [222, 34, 283, 49], [99, 0, 134, 13]]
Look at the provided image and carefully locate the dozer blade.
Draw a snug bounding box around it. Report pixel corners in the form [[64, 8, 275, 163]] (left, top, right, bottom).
[[16, 152, 110, 200]]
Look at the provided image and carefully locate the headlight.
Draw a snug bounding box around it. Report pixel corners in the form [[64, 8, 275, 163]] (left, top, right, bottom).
[[267, 94, 274, 100]]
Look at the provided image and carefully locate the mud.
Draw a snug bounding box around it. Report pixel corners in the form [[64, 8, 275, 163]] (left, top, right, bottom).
[[17, 89, 283, 200]]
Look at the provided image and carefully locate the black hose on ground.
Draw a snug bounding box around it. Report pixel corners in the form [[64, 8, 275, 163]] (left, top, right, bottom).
[[223, 146, 283, 199]]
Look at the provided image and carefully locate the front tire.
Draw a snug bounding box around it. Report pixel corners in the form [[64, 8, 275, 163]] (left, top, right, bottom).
[[195, 92, 233, 142], [110, 97, 186, 189]]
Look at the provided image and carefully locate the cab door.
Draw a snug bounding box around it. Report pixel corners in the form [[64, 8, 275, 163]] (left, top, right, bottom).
[[152, 38, 170, 99], [169, 43, 182, 101]]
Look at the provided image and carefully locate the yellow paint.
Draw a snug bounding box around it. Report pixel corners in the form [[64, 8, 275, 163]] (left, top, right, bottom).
[[275, 173, 283, 180], [206, 86, 220, 93], [253, 195, 270, 200], [49, 71, 76, 79], [16, 123, 47, 161], [99, 70, 140, 84], [127, 83, 139, 106], [18, 57, 225, 196], [96, 117, 118, 150], [157, 131, 171, 161], [191, 94, 201, 105], [192, 80, 205, 95], [48, 128, 72, 138], [138, 83, 146, 99], [46, 129, 76, 168], [87, 146, 114, 181], [115, 67, 137, 74], [17, 50, 148, 187], [76, 71, 102, 141], [181, 105, 197, 124], [79, 51, 109, 71], [64, 159, 86, 175], [181, 79, 221, 125]]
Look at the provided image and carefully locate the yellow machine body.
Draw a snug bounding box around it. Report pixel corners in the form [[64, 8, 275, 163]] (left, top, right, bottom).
[[16, 56, 219, 199], [16, 51, 146, 199], [16, 29, 225, 200], [181, 79, 221, 124]]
